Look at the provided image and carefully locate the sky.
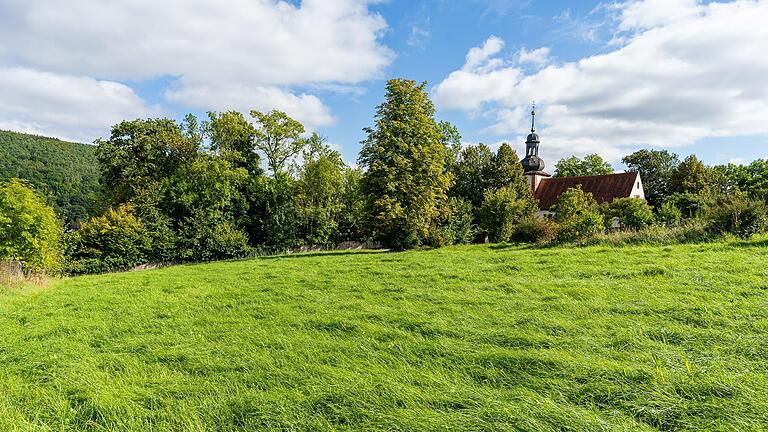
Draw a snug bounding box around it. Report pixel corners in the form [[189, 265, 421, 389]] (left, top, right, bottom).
[[1, 0, 767, 169]]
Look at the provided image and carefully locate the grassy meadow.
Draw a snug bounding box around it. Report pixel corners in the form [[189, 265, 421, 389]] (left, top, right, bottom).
[[1, 239, 768, 431]]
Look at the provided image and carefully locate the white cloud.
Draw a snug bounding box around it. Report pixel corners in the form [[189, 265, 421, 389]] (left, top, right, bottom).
[[434, 0, 768, 162], [616, 0, 703, 30], [165, 81, 335, 127], [0, 67, 156, 142], [517, 47, 551, 65], [0, 0, 392, 132], [463, 36, 506, 73]]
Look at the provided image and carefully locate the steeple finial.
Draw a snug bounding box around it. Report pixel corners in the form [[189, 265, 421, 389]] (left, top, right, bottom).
[[530, 101, 536, 132]]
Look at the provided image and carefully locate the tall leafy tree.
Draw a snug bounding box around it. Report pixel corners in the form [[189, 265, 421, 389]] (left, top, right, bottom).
[[0, 179, 62, 272], [450, 144, 495, 210], [669, 154, 711, 194], [622, 149, 680, 207], [96, 118, 195, 205], [358, 79, 452, 249], [553, 186, 604, 242], [490, 143, 529, 196], [554, 154, 613, 177], [250, 110, 306, 175], [206, 111, 261, 175], [296, 137, 346, 245]]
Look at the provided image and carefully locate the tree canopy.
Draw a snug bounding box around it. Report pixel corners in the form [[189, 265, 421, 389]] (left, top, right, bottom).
[[359, 79, 453, 249], [0, 179, 62, 272], [554, 154, 613, 178]]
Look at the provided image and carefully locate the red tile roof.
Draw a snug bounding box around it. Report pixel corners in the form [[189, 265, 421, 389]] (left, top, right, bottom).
[[534, 172, 640, 210]]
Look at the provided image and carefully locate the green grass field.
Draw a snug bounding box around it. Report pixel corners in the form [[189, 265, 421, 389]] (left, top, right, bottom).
[[2, 240, 768, 431]]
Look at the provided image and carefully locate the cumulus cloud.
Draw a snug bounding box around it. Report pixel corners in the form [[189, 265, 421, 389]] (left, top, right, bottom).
[[616, 0, 703, 30], [434, 0, 768, 162], [517, 47, 551, 65], [0, 67, 156, 142], [0, 0, 392, 134]]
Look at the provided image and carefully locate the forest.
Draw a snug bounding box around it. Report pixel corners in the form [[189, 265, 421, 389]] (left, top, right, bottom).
[[1, 79, 767, 275]]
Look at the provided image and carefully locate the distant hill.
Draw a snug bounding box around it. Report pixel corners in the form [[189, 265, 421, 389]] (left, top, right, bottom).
[[0, 130, 102, 224]]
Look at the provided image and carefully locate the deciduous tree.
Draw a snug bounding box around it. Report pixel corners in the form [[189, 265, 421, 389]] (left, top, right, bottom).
[[554, 154, 613, 178], [358, 79, 452, 249], [250, 110, 306, 175]]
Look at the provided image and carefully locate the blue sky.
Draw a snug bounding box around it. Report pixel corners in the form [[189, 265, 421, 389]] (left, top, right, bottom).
[[1, 0, 766, 168]]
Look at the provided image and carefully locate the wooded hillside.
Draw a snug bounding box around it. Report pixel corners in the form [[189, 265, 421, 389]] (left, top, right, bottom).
[[0, 130, 101, 224]]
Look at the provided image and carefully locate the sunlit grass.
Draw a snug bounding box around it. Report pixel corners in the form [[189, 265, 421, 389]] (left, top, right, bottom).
[[1, 239, 767, 430]]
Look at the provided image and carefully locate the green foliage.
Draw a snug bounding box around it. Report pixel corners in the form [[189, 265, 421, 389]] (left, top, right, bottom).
[[248, 173, 301, 248], [450, 144, 495, 210], [168, 156, 250, 261], [3, 241, 768, 430], [250, 110, 306, 175], [601, 197, 655, 230], [510, 217, 559, 244], [438, 120, 462, 169], [0, 179, 62, 273], [96, 118, 196, 205], [656, 201, 683, 227], [206, 111, 261, 175], [669, 155, 712, 195], [554, 154, 613, 177], [711, 159, 768, 203], [0, 130, 102, 224], [666, 192, 715, 219], [707, 194, 768, 239], [478, 186, 537, 242], [553, 186, 604, 242], [359, 79, 452, 249], [336, 167, 367, 243], [580, 222, 713, 246], [622, 149, 680, 207], [65, 204, 150, 274], [296, 138, 346, 245], [427, 197, 475, 247]]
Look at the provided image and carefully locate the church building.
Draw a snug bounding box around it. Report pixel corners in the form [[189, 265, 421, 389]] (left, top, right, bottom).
[[519, 108, 645, 218]]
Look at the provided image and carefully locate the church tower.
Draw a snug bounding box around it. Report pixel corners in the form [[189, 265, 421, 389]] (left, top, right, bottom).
[[520, 105, 551, 192]]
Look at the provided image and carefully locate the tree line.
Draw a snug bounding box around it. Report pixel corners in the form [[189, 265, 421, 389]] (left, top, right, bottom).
[[2, 79, 767, 275]]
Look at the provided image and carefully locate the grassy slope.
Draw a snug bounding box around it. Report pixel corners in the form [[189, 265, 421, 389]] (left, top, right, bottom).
[[1, 241, 767, 431]]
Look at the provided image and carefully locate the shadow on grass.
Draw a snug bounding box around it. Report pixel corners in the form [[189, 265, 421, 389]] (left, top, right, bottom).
[[257, 250, 389, 260], [488, 242, 557, 251], [726, 238, 768, 249]]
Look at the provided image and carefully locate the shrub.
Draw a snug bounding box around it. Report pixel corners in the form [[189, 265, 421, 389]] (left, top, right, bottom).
[[580, 222, 713, 246], [510, 217, 559, 244], [707, 194, 768, 239], [553, 186, 604, 242], [0, 179, 62, 273], [65, 204, 151, 274], [478, 186, 537, 243], [666, 192, 714, 219], [601, 198, 654, 230], [427, 197, 476, 247], [656, 201, 682, 227], [176, 213, 253, 262]]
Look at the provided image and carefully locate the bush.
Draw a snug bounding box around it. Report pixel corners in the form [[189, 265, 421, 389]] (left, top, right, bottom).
[[553, 186, 604, 242], [601, 198, 654, 230], [656, 201, 682, 227], [478, 186, 537, 243], [0, 179, 62, 273], [176, 213, 253, 262], [510, 217, 559, 244], [666, 192, 714, 219], [707, 194, 768, 239], [65, 204, 151, 274], [579, 222, 713, 246], [427, 197, 476, 247]]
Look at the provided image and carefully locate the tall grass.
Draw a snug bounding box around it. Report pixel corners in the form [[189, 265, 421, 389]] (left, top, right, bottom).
[[1, 240, 767, 430]]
